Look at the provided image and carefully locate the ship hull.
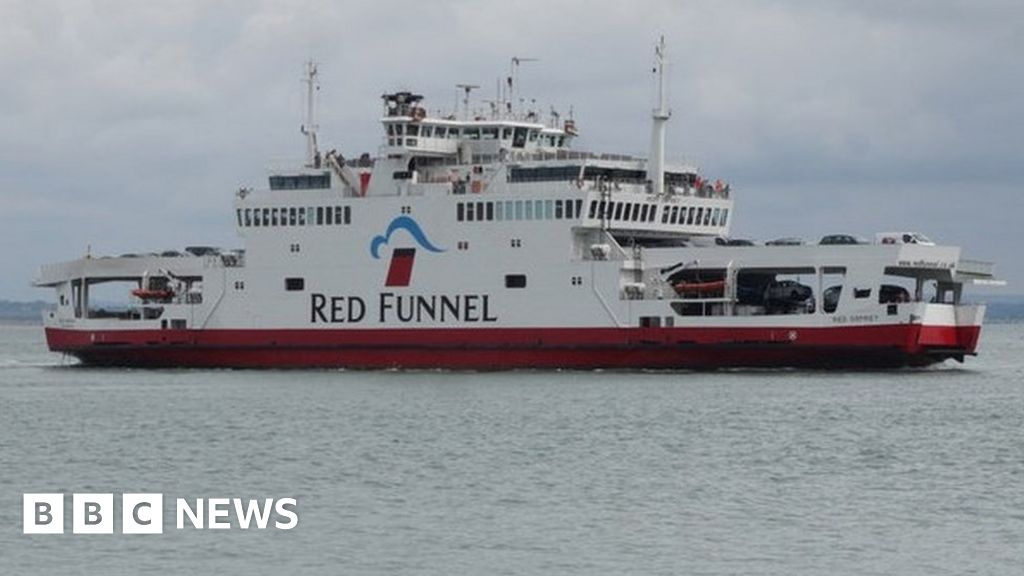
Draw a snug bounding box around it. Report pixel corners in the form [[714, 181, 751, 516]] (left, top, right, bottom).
[[45, 324, 980, 369]]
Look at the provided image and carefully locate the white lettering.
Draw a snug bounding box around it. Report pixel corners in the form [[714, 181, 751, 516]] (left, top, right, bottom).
[[176, 498, 203, 529], [208, 498, 231, 529], [274, 498, 298, 530], [233, 498, 274, 529]]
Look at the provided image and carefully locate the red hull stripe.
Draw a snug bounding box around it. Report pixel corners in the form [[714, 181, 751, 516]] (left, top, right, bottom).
[[44, 325, 980, 369]]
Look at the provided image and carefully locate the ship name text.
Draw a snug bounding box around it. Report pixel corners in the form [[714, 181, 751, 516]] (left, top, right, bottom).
[[310, 292, 498, 324]]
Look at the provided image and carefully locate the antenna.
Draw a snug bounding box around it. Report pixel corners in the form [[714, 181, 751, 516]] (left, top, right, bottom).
[[508, 56, 538, 118], [455, 83, 479, 121], [300, 60, 320, 168]]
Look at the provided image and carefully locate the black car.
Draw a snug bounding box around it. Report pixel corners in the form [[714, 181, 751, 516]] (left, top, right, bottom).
[[766, 237, 804, 246], [879, 284, 911, 303], [819, 234, 867, 245]]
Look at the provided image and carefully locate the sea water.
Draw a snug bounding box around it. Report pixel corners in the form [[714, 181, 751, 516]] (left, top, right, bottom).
[[1, 323, 1022, 575]]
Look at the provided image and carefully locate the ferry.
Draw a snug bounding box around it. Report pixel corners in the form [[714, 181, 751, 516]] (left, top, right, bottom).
[[35, 40, 1002, 368]]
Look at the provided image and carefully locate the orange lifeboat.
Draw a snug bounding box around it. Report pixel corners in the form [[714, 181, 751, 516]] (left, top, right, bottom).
[[673, 280, 726, 297], [131, 288, 175, 301]]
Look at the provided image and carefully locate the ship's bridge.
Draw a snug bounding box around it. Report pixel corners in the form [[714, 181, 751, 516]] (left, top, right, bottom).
[[380, 91, 576, 159]]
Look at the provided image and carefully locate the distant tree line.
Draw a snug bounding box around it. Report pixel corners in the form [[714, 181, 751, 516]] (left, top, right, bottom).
[[0, 300, 50, 321]]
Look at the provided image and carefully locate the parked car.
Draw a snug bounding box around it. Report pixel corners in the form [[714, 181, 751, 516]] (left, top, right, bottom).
[[725, 238, 756, 246], [875, 232, 935, 245], [879, 284, 911, 303], [819, 234, 868, 245], [764, 280, 813, 305], [185, 246, 220, 257], [766, 237, 804, 246]]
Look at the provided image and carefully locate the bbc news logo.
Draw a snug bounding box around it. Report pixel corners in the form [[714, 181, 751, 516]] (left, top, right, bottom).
[[23, 493, 298, 534]]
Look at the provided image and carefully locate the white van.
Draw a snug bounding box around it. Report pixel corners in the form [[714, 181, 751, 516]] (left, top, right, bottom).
[[875, 232, 935, 245]]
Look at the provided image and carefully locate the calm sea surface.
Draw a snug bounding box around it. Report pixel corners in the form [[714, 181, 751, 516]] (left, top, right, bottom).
[[1, 322, 1022, 575]]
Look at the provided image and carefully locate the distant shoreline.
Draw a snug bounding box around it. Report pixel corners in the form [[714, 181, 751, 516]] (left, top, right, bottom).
[[0, 319, 42, 326]]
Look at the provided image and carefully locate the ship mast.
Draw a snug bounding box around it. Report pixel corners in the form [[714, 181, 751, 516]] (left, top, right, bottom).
[[648, 37, 670, 196], [301, 61, 320, 167], [507, 56, 538, 119], [455, 83, 479, 120]]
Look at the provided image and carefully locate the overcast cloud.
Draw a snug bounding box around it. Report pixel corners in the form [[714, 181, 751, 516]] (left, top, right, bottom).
[[1, 0, 1021, 300]]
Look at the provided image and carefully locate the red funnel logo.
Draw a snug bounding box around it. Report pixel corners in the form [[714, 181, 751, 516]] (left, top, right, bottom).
[[385, 248, 416, 287]]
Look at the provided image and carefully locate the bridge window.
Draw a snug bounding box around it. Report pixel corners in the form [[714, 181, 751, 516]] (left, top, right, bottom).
[[457, 203, 465, 221], [525, 200, 534, 220], [513, 127, 527, 148], [720, 208, 729, 226], [268, 173, 330, 190]]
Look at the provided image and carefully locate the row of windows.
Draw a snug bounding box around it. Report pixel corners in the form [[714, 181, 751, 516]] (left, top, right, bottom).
[[456, 199, 584, 222], [659, 204, 728, 228], [386, 124, 561, 148], [268, 173, 330, 190], [507, 165, 693, 185], [237, 206, 352, 228], [585, 200, 729, 228]]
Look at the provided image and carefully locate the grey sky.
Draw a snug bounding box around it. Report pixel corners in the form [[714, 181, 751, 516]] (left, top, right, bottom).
[[1, 0, 1021, 301]]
